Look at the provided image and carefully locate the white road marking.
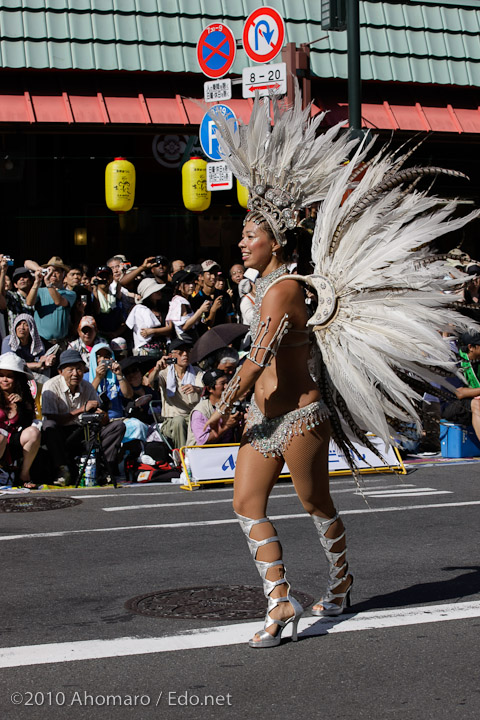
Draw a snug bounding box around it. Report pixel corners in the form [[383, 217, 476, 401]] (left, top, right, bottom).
[[357, 488, 452, 498], [71, 476, 400, 499], [362, 491, 452, 498], [0, 600, 479, 668], [1, 500, 480, 542], [101, 485, 418, 512]]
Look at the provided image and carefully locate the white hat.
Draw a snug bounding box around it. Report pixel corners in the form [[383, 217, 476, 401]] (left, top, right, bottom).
[[111, 337, 128, 351], [136, 278, 165, 302], [0, 352, 33, 378]]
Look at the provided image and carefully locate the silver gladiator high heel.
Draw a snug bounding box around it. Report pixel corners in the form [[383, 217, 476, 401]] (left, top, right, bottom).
[[235, 511, 304, 648], [311, 512, 354, 617]]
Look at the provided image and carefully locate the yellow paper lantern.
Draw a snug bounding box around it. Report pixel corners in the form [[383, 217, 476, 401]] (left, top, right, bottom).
[[237, 179, 249, 209], [105, 157, 135, 213], [182, 157, 211, 212]]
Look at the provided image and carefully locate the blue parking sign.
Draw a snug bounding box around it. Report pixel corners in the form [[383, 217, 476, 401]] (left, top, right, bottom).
[[199, 105, 237, 161]]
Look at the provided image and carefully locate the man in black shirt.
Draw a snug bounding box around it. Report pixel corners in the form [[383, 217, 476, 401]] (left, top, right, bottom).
[[190, 260, 235, 332]]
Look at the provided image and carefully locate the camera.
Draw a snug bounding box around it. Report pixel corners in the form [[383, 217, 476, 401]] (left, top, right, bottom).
[[231, 400, 248, 415], [79, 412, 103, 427], [165, 357, 177, 365], [41, 268, 50, 276], [101, 359, 113, 369], [152, 256, 167, 267], [4, 255, 14, 266]]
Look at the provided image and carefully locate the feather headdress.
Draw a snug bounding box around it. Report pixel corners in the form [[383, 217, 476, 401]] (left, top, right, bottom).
[[210, 82, 364, 245]]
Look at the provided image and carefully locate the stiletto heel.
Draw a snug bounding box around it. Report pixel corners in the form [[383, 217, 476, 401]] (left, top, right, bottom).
[[311, 512, 354, 617], [235, 512, 304, 648]]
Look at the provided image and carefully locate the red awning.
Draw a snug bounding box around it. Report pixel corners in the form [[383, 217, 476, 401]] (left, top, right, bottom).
[[0, 93, 479, 134]]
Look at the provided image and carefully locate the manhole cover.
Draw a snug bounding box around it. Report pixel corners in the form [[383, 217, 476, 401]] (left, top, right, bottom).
[[0, 496, 81, 513], [125, 585, 314, 620]]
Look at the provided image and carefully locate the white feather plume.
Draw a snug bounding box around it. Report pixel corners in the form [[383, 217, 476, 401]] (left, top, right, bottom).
[[311, 143, 480, 447]]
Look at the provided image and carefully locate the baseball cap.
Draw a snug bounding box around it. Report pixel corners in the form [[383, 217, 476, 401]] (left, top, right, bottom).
[[172, 270, 196, 286], [169, 338, 193, 352], [460, 330, 480, 348], [78, 315, 97, 330], [201, 259, 220, 273], [202, 369, 227, 389], [12, 266, 32, 280]]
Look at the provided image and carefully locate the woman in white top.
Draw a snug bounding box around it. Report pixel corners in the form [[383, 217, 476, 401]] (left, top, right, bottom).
[[126, 278, 172, 357], [166, 270, 211, 342]]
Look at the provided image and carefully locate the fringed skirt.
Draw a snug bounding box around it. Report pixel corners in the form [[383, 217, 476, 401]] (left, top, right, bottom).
[[244, 397, 329, 458]]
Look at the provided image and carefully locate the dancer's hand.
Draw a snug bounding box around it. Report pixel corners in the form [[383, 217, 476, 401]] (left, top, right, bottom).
[[204, 410, 223, 433]]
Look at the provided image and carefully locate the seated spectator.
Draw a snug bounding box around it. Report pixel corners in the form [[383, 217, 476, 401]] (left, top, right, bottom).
[[120, 356, 161, 424], [88, 343, 133, 419], [68, 316, 108, 366], [166, 270, 211, 342], [111, 336, 129, 362], [148, 338, 203, 448], [443, 330, 480, 432], [215, 348, 240, 377], [41, 349, 125, 485], [0, 353, 41, 488], [91, 265, 125, 338], [0, 263, 35, 334], [126, 278, 172, 358], [25, 256, 76, 349], [186, 370, 241, 446], [1, 313, 56, 382]]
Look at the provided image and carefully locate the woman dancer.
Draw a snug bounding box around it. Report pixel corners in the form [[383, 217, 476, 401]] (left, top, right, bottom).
[[207, 220, 351, 648]]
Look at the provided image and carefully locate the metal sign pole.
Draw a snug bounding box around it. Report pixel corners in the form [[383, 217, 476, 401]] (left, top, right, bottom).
[[346, 0, 362, 129]]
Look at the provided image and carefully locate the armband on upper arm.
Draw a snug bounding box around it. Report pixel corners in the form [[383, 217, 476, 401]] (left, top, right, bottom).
[[247, 314, 291, 368]]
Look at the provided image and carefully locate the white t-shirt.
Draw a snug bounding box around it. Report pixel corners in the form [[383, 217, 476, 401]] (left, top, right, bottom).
[[125, 304, 162, 349], [166, 295, 196, 340]]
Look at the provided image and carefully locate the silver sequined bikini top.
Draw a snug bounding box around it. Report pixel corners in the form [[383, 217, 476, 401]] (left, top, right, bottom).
[[250, 265, 289, 339]]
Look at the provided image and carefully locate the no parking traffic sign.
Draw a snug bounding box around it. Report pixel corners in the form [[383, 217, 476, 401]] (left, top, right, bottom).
[[242, 7, 285, 64], [197, 23, 236, 79]]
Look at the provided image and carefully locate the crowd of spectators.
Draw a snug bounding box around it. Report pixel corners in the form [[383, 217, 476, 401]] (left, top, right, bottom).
[[0, 251, 254, 488], [1, 246, 479, 487]]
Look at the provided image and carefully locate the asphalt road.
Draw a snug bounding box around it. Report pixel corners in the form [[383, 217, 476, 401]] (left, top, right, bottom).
[[0, 461, 479, 720]]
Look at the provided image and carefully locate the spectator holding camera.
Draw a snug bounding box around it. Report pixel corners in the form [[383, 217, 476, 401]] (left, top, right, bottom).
[[88, 343, 133, 419], [91, 266, 125, 339], [190, 260, 235, 331], [0, 263, 35, 334], [148, 338, 203, 448], [186, 369, 242, 446], [41, 349, 125, 485], [23, 256, 76, 348]]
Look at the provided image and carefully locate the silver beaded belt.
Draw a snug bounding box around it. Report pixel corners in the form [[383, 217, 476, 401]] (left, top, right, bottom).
[[245, 397, 329, 458]]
